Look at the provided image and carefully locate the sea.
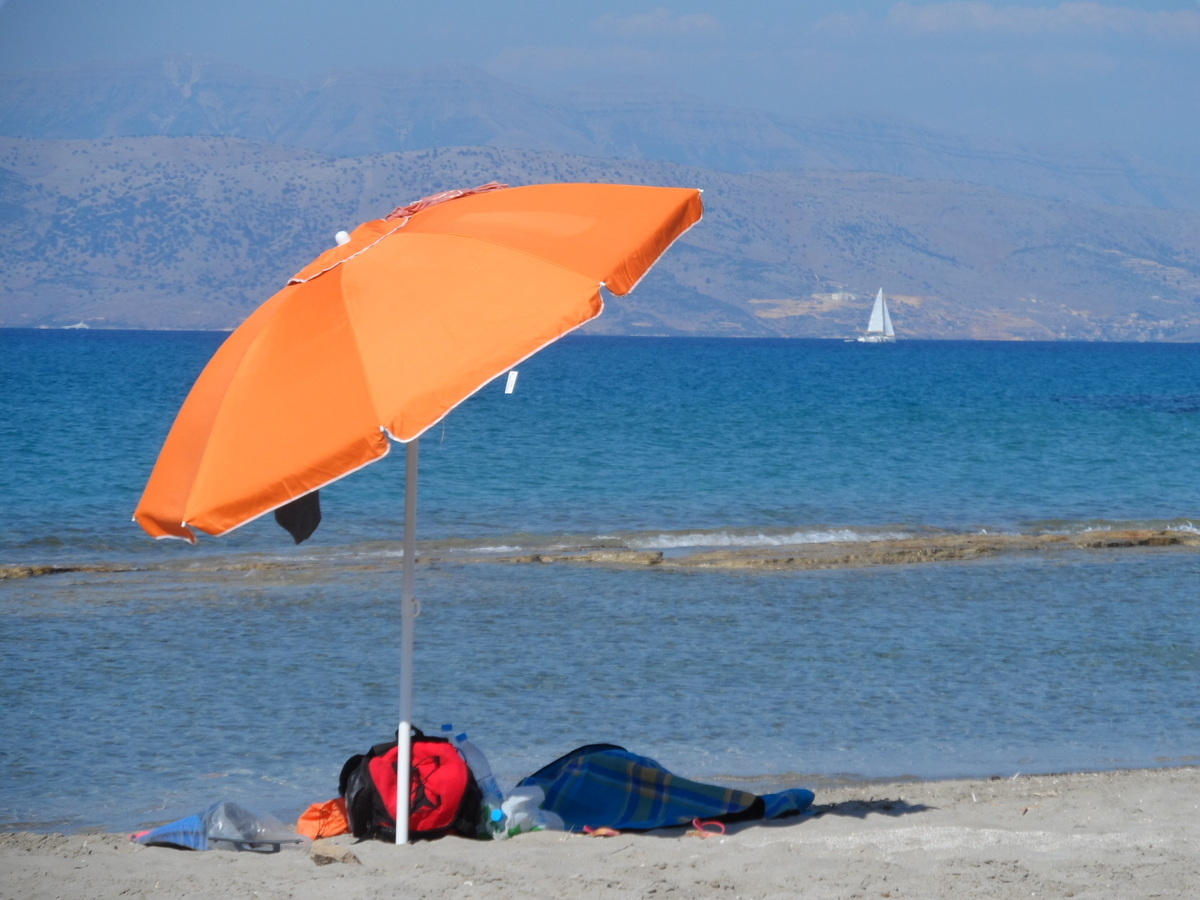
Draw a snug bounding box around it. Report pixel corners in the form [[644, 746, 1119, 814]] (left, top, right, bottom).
[[2, 328, 1198, 833]]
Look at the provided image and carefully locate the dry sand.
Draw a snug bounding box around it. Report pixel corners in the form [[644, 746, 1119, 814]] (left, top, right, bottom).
[[4, 766, 1198, 899]]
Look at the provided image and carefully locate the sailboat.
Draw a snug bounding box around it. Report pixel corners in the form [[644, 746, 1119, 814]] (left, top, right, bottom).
[[855, 288, 895, 343]]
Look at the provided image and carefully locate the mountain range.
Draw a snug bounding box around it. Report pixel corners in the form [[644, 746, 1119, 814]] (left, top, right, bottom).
[[2, 56, 1198, 339]]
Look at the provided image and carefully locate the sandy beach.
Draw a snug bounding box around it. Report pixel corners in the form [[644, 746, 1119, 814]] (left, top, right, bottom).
[[4, 766, 1198, 899]]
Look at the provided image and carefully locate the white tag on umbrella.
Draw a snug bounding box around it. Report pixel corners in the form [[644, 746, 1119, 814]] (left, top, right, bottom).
[[505, 370, 519, 394]]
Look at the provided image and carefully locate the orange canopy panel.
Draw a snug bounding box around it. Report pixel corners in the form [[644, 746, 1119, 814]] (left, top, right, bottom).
[[134, 183, 702, 542]]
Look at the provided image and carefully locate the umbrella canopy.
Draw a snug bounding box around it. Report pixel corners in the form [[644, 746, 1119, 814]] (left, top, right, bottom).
[[133, 181, 703, 841], [134, 182, 701, 542]]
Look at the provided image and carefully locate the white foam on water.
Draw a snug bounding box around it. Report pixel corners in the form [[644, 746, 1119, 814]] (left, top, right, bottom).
[[622, 528, 913, 550], [1035, 518, 1200, 537]]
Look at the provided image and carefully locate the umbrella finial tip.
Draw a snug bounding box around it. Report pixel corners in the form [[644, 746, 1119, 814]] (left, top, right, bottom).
[[334, 230, 351, 246]]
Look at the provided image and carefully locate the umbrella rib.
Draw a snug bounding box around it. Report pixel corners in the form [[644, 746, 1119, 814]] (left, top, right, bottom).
[[608, 204, 704, 297], [289, 220, 409, 285]]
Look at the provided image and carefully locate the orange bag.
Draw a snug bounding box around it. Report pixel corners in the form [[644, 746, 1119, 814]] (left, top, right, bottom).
[[296, 797, 350, 839]]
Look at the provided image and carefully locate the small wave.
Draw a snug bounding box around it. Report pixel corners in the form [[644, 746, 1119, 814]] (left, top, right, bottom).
[[622, 528, 914, 551], [1028, 518, 1200, 537]]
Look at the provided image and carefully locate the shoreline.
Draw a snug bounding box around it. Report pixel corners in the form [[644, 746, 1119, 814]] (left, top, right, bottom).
[[4, 527, 1197, 580], [477, 527, 1200, 570], [4, 765, 1198, 899]]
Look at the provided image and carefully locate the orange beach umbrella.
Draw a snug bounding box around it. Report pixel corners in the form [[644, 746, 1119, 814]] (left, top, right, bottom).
[[133, 181, 703, 842]]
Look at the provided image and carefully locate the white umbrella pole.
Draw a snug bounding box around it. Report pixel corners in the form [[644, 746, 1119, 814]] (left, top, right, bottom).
[[396, 438, 419, 844]]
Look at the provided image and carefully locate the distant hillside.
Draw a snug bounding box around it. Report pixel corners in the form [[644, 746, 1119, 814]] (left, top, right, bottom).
[[3, 57, 1199, 212], [3, 136, 1198, 339], [2, 57, 1200, 338]]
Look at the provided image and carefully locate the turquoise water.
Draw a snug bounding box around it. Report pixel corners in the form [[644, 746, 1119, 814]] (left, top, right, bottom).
[[2, 330, 1199, 832]]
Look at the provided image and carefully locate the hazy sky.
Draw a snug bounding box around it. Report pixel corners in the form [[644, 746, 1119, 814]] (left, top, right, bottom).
[[1, 1, 1197, 165]]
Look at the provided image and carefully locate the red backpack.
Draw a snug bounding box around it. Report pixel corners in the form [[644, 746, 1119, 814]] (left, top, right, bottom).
[[339, 730, 483, 841]]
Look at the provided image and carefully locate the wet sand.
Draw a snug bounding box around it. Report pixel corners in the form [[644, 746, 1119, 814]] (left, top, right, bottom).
[[4, 766, 1198, 899]]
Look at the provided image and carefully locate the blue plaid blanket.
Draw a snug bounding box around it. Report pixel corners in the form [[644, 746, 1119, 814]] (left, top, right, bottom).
[[516, 744, 814, 831]]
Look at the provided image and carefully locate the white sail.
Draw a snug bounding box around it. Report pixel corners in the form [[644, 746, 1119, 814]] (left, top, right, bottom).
[[866, 288, 886, 333], [881, 294, 894, 337], [855, 288, 896, 342]]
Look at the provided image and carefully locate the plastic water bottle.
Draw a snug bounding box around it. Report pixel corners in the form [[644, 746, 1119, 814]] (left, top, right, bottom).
[[452, 732, 506, 838]]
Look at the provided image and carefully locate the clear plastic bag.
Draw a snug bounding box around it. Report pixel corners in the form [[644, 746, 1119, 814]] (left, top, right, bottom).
[[204, 801, 306, 852], [491, 786, 565, 839]]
